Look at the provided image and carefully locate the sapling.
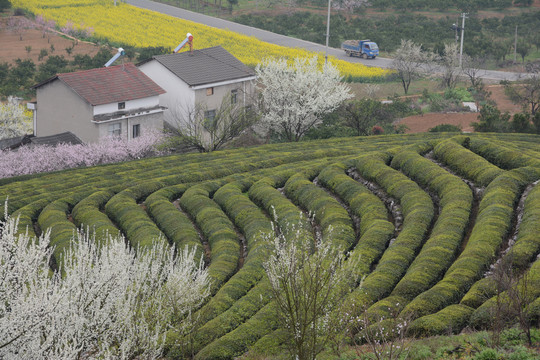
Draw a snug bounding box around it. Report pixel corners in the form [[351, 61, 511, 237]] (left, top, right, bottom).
[[264, 224, 352, 360]]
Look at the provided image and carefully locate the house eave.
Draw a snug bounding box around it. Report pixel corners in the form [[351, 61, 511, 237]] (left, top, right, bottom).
[[190, 75, 257, 90], [92, 105, 166, 123]]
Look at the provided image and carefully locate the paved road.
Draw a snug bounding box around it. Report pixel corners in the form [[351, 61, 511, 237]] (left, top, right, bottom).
[[126, 0, 531, 81]]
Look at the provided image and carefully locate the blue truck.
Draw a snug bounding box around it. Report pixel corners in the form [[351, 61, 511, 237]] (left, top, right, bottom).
[[341, 39, 379, 59]]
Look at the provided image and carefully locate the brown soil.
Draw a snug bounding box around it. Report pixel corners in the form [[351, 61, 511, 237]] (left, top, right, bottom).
[[0, 16, 106, 66], [399, 85, 524, 133]]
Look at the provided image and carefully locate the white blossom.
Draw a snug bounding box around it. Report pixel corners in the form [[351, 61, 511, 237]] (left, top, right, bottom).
[[255, 56, 352, 142], [0, 209, 209, 359], [0, 97, 32, 140]]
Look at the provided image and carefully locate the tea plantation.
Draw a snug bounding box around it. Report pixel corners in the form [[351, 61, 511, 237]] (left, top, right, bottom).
[[2, 133, 540, 358]]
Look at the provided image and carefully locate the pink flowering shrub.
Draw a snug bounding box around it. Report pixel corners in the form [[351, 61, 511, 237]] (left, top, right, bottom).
[[60, 21, 94, 39], [0, 132, 167, 179]]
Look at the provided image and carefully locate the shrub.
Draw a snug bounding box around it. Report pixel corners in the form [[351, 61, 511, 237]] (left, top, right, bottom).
[[429, 124, 462, 132], [475, 349, 500, 360]]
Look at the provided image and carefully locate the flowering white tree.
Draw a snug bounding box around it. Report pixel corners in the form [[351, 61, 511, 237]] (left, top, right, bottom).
[[0, 97, 33, 140], [264, 227, 351, 360], [255, 56, 352, 142], [0, 210, 210, 359], [392, 39, 436, 95], [0, 131, 166, 178]]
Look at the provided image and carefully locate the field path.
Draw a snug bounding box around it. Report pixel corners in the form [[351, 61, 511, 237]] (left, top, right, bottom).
[[127, 0, 531, 81]]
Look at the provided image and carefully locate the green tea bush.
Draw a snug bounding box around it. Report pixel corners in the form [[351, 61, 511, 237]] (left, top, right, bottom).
[[284, 172, 355, 252], [104, 181, 166, 249], [366, 150, 473, 316], [72, 190, 120, 239], [144, 184, 202, 254], [467, 138, 540, 170], [11, 198, 50, 239], [408, 304, 474, 336], [405, 167, 540, 332], [469, 258, 540, 330], [348, 152, 434, 308], [317, 162, 394, 279], [195, 181, 274, 325], [434, 138, 504, 187], [179, 182, 240, 293]]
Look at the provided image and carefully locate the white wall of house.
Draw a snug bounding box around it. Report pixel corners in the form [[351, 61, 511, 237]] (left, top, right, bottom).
[[36, 80, 164, 144], [193, 79, 255, 112], [138, 61, 194, 126], [35, 80, 99, 143], [139, 60, 256, 128], [97, 112, 163, 141], [93, 96, 160, 115]]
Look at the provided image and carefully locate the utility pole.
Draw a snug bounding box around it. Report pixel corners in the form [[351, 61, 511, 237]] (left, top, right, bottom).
[[325, 0, 331, 66], [459, 12, 467, 67], [514, 25, 518, 64]]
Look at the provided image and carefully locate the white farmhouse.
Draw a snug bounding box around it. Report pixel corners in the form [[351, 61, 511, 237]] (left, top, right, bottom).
[[137, 46, 256, 127], [32, 63, 166, 144]]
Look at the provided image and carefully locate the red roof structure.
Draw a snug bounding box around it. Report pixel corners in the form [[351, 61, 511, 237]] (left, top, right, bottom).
[[34, 63, 165, 106]]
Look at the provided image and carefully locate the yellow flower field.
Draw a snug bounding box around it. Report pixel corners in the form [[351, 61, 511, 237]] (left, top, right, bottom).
[[11, 0, 392, 79]]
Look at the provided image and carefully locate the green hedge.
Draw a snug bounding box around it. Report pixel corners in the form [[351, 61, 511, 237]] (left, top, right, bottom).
[[195, 302, 280, 360], [11, 198, 50, 239], [469, 257, 540, 330], [461, 181, 540, 309], [144, 184, 202, 256], [104, 180, 167, 249], [284, 171, 355, 252], [367, 150, 472, 313], [347, 152, 434, 308], [408, 304, 474, 336], [510, 181, 540, 271], [193, 181, 274, 329], [72, 190, 120, 239], [467, 137, 540, 170], [179, 181, 240, 293], [433, 138, 504, 187], [317, 162, 394, 281], [402, 167, 540, 321], [37, 192, 90, 266], [186, 175, 310, 355]]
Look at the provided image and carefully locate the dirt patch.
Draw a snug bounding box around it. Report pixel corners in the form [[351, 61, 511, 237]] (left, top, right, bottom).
[[398, 84, 524, 133], [399, 112, 478, 133], [0, 16, 105, 66]]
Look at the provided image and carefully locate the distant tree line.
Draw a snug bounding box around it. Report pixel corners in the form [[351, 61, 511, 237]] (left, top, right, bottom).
[[0, 45, 172, 99], [234, 10, 540, 60]]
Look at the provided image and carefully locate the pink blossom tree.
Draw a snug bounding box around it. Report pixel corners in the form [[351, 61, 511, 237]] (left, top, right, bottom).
[[0, 131, 167, 178]]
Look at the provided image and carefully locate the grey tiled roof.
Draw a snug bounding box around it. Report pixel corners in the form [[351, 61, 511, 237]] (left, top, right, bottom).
[[30, 132, 83, 146], [0, 132, 83, 151], [150, 46, 256, 87]]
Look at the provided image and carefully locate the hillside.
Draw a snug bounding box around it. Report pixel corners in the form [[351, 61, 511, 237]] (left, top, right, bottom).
[[2, 132, 540, 358]]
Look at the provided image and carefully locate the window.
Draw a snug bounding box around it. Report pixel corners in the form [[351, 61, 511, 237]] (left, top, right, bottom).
[[132, 124, 140, 138], [206, 87, 214, 96], [204, 110, 216, 122], [118, 102, 126, 110], [108, 123, 121, 137], [231, 89, 238, 104]]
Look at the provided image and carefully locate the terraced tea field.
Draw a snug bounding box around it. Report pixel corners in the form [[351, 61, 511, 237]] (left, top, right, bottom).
[[2, 133, 540, 358]]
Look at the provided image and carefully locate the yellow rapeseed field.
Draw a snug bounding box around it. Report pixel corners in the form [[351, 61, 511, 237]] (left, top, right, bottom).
[[11, 0, 392, 79]]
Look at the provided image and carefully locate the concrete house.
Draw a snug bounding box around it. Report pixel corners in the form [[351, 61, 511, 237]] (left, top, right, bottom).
[[137, 46, 256, 127], [33, 64, 166, 144]]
